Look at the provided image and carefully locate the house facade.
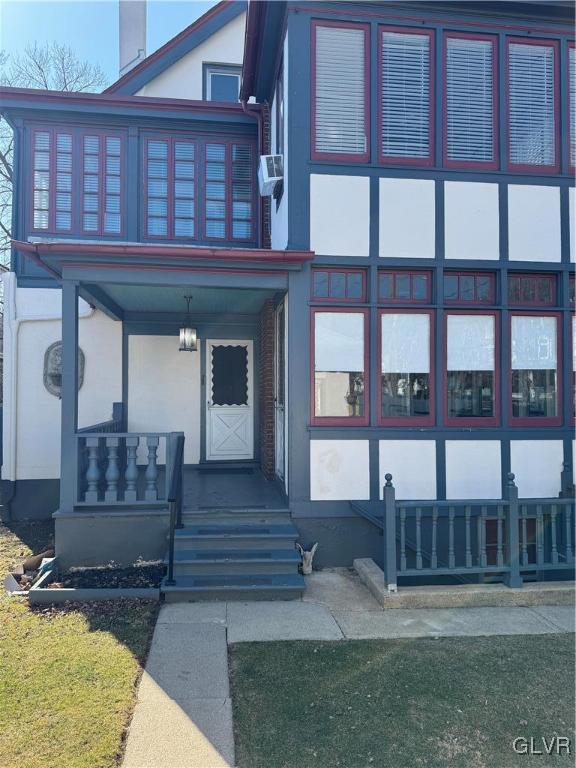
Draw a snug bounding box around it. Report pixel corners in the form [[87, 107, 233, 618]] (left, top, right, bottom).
[[0, 0, 574, 580]]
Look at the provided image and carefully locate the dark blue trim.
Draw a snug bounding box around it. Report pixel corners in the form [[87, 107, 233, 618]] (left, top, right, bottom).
[[202, 63, 242, 101], [80, 284, 124, 320]]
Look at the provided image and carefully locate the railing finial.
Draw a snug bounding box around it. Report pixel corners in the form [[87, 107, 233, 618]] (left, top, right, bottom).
[[384, 473, 393, 487], [507, 472, 516, 486]]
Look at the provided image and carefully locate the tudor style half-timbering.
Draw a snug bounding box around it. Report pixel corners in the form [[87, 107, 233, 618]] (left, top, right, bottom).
[[0, 0, 574, 595]]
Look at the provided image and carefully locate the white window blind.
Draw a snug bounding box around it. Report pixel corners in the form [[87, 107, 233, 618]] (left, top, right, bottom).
[[512, 316, 557, 370], [570, 47, 575, 167], [381, 30, 430, 159], [446, 37, 494, 162], [509, 42, 556, 166], [314, 25, 367, 155], [447, 315, 495, 371], [381, 314, 430, 372], [315, 312, 364, 372]]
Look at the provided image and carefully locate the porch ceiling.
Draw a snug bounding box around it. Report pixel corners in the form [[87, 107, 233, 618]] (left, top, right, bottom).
[[100, 283, 278, 314]]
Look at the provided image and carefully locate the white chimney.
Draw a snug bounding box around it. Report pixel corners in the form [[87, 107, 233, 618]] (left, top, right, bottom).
[[119, 0, 147, 77]]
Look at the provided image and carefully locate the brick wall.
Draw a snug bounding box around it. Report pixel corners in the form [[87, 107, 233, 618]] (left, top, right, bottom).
[[259, 298, 275, 479]]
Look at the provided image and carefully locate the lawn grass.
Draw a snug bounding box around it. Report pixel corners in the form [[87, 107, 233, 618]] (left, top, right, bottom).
[[230, 634, 575, 768], [0, 522, 158, 768]]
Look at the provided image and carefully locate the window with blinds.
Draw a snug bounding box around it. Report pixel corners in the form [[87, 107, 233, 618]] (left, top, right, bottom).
[[32, 129, 72, 231], [380, 28, 432, 163], [445, 35, 496, 165], [508, 40, 557, 168], [570, 45, 575, 168], [313, 22, 368, 159], [82, 134, 123, 235], [146, 138, 196, 239], [204, 142, 254, 241]]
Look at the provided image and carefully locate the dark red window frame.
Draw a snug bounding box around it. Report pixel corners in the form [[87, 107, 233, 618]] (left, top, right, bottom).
[[378, 269, 432, 303], [443, 310, 501, 428], [311, 19, 371, 163], [509, 310, 562, 427], [30, 126, 73, 234], [444, 271, 496, 305], [80, 128, 126, 238], [377, 308, 435, 426], [311, 268, 367, 302], [442, 31, 499, 170], [310, 307, 370, 426], [378, 25, 435, 167], [568, 40, 575, 174], [508, 273, 557, 307], [505, 36, 561, 174]]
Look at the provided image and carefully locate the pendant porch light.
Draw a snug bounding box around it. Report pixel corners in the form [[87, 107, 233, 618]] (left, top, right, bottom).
[[179, 295, 198, 352]]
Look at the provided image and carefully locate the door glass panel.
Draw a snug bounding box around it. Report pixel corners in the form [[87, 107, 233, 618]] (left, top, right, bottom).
[[211, 345, 248, 406]]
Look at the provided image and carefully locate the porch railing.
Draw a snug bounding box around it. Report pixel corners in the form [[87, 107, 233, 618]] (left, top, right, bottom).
[[353, 472, 575, 592], [165, 432, 185, 586], [77, 402, 126, 435], [75, 430, 184, 506]]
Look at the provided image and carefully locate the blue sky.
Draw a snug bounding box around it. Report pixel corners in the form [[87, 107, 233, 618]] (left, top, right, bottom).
[[0, 0, 218, 87]]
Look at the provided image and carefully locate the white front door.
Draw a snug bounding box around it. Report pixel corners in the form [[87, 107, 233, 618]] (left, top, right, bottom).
[[206, 340, 254, 461]]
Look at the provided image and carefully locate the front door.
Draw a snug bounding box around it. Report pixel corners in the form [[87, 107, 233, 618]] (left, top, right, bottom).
[[206, 340, 254, 461]]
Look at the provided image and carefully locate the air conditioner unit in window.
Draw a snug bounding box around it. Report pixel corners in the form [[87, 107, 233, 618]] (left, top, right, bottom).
[[258, 154, 283, 196]]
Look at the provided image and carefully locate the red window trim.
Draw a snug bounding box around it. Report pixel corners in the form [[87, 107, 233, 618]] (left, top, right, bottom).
[[443, 310, 501, 428], [378, 269, 433, 304], [310, 307, 370, 426], [30, 127, 73, 235], [442, 31, 499, 171], [443, 271, 496, 305], [144, 134, 198, 242], [509, 310, 562, 427], [311, 268, 367, 303], [377, 308, 435, 427], [311, 19, 371, 163], [378, 25, 435, 168], [570, 312, 576, 426], [505, 36, 561, 174], [568, 41, 575, 174], [508, 272, 557, 307], [80, 129, 126, 238]]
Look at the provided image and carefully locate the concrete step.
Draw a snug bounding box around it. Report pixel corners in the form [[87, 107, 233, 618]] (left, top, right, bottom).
[[167, 548, 301, 576], [161, 572, 305, 602], [181, 508, 291, 525], [174, 522, 299, 550]]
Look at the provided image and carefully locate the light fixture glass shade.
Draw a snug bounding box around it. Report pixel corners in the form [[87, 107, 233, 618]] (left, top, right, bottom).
[[179, 326, 197, 352]]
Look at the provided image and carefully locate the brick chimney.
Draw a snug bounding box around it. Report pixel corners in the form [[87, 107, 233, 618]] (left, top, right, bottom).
[[119, 0, 147, 77]]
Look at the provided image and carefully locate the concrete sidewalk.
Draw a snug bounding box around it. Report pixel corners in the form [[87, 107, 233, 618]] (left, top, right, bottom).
[[121, 571, 574, 768]]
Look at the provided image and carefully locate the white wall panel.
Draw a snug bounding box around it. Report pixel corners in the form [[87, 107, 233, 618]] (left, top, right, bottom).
[[379, 440, 436, 500], [508, 185, 561, 262], [510, 440, 563, 498], [444, 181, 499, 260], [379, 178, 435, 259], [128, 335, 200, 465], [136, 12, 246, 99], [310, 440, 369, 500], [446, 440, 501, 499], [310, 174, 370, 256]]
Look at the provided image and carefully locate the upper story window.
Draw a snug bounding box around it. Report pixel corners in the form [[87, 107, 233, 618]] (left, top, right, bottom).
[[312, 268, 366, 302], [205, 65, 241, 102], [145, 137, 196, 239], [275, 59, 284, 156], [507, 38, 559, 171], [82, 133, 123, 235], [508, 273, 556, 306], [205, 141, 254, 240], [569, 43, 575, 169], [312, 21, 369, 161], [444, 272, 496, 304], [444, 33, 498, 168], [379, 269, 432, 303], [379, 27, 433, 165]]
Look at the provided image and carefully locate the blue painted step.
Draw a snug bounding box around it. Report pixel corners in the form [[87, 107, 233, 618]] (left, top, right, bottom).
[[161, 572, 305, 602], [166, 548, 300, 576], [174, 522, 299, 550]]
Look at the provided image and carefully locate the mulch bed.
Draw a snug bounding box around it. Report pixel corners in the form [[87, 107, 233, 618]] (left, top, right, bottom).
[[50, 564, 165, 589]]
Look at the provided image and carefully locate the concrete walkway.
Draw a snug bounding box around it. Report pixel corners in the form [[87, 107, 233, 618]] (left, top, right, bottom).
[[122, 570, 574, 768]]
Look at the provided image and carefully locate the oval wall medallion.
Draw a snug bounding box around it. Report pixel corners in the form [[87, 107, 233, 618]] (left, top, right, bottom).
[[43, 341, 85, 398]]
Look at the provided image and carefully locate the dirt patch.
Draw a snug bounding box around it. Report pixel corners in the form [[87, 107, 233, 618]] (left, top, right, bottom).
[[51, 564, 165, 589]]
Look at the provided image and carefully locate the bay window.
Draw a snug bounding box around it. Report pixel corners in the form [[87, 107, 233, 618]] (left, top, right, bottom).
[[82, 133, 123, 235], [312, 309, 368, 425], [446, 313, 498, 425], [511, 314, 560, 424], [312, 21, 369, 161], [379, 27, 433, 165], [507, 38, 559, 171], [145, 137, 196, 239], [32, 128, 73, 232], [379, 310, 434, 425]]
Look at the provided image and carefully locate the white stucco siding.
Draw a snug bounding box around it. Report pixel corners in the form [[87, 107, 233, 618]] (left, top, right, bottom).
[[379, 440, 437, 500], [270, 32, 289, 251], [379, 178, 436, 259], [128, 335, 200, 465], [445, 440, 502, 499], [136, 12, 246, 100], [510, 440, 563, 498], [310, 174, 370, 257], [444, 181, 500, 260], [8, 283, 122, 480], [508, 184, 561, 262], [310, 440, 370, 501]]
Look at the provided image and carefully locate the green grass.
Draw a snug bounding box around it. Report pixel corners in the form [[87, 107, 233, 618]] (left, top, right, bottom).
[[230, 635, 575, 768], [0, 522, 158, 768]]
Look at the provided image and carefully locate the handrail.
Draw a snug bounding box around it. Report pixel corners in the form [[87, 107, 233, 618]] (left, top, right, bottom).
[[166, 432, 185, 587], [77, 402, 125, 434]]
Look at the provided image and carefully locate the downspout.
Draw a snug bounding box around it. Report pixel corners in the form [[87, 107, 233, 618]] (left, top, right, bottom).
[[240, 99, 266, 246], [1, 271, 94, 521]]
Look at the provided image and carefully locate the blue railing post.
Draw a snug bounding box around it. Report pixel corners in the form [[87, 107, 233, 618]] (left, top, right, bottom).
[[383, 473, 398, 593], [504, 472, 523, 588]]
